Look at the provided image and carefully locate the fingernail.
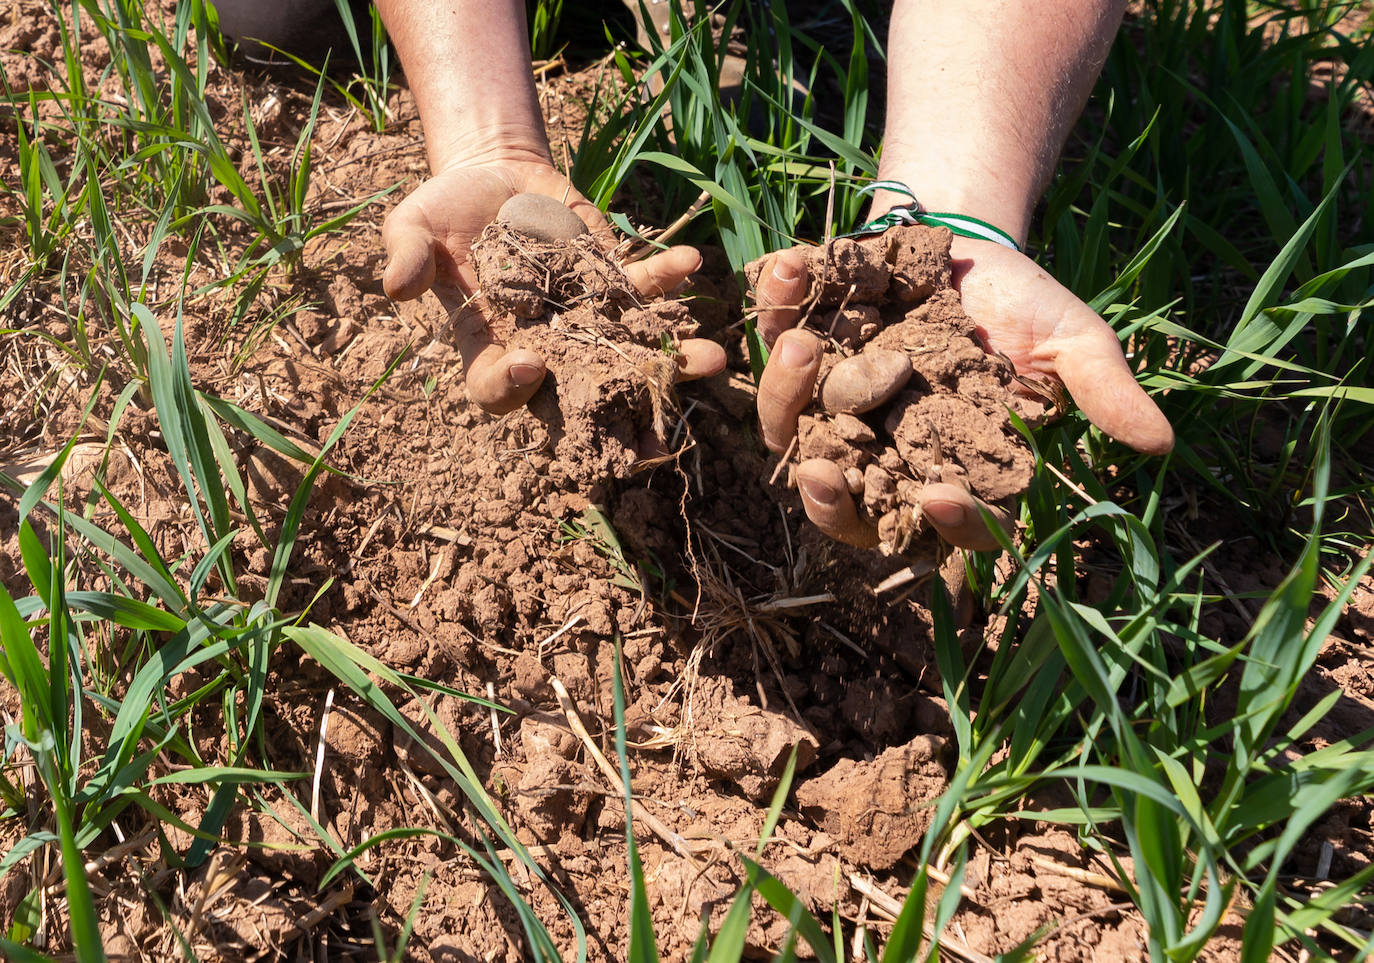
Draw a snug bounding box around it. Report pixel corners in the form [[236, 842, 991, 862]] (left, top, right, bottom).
[[798, 474, 839, 506], [776, 334, 815, 370], [925, 500, 967, 529], [508, 363, 543, 387], [772, 257, 801, 283]]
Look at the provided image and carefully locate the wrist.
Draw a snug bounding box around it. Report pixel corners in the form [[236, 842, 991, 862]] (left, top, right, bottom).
[[871, 150, 1036, 249], [429, 130, 553, 175]]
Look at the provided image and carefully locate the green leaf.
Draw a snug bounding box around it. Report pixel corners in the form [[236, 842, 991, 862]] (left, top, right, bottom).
[[613, 639, 659, 963], [739, 856, 836, 963], [1224, 167, 1349, 354], [705, 884, 754, 963], [879, 866, 928, 963]]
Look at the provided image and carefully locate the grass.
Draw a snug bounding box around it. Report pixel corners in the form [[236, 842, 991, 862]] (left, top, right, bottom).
[[0, 0, 1372, 959]]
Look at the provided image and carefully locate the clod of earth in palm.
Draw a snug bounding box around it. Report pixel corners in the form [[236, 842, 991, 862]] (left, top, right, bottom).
[[747, 226, 1049, 557], [468, 193, 701, 488]]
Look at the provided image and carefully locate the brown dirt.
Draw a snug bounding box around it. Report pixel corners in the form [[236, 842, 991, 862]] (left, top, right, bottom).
[[747, 229, 1046, 558], [470, 223, 700, 490], [1, 1, 1372, 961]]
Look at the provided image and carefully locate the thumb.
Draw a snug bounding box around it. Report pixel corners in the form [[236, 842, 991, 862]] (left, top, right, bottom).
[[382, 209, 439, 301], [1051, 315, 1174, 455]]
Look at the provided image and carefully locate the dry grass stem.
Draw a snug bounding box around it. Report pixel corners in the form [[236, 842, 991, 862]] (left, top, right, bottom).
[[873, 558, 938, 594], [848, 874, 993, 963], [754, 592, 835, 612], [486, 681, 504, 757], [536, 612, 585, 663], [767, 434, 799, 486], [1026, 854, 1129, 892], [407, 550, 446, 609], [310, 688, 335, 825], [549, 677, 711, 866]]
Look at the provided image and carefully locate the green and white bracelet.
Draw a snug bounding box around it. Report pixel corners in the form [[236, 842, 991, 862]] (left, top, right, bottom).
[[847, 180, 1022, 253]]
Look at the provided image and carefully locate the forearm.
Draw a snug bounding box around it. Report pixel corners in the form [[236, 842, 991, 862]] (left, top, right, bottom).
[[875, 0, 1125, 246], [374, 0, 550, 171]]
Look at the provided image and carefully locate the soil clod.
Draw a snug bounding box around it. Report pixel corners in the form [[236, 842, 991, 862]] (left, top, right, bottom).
[[469, 208, 703, 489], [748, 226, 1047, 558]]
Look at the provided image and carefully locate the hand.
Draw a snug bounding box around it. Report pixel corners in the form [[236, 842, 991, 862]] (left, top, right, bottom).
[[382, 155, 724, 414], [752, 236, 1173, 550]]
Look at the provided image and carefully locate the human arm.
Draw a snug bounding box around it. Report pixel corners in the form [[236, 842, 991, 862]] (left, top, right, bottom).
[[754, 0, 1172, 549]]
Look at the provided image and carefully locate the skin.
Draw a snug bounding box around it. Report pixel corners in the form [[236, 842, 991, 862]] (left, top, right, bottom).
[[754, 0, 1173, 551], [374, 0, 725, 414]]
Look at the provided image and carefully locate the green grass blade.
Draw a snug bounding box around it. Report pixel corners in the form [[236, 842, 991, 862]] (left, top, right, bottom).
[[613, 639, 658, 963]]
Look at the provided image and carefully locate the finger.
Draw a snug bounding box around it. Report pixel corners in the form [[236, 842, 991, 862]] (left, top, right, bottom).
[[624, 245, 702, 297], [675, 339, 726, 382], [795, 458, 879, 549], [381, 212, 438, 301], [568, 197, 611, 235], [753, 249, 809, 346], [1049, 312, 1174, 455], [918, 483, 1013, 552], [451, 304, 546, 414], [757, 328, 822, 453]]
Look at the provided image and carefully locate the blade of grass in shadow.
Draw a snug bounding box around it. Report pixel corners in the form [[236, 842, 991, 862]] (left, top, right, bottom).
[[612, 638, 658, 963]]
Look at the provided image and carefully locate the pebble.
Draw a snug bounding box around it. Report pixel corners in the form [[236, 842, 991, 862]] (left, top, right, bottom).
[[496, 192, 588, 243]]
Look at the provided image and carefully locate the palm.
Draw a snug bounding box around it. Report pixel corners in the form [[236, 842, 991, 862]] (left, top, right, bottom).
[[382, 161, 606, 306], [751, 235, 1173, 551], [399, 169, 514, 289], [378, 159, 721, 414], [949, 237, 1172, 454]]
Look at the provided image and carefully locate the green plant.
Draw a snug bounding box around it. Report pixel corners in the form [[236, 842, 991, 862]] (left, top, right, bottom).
[[528, 0, 565, 62], [3, 0, 1373, 957], [263, 0, 396, 134], [334, 0, 395, 132], [5, 95, 84, 268], [571, 0, 880, 273]]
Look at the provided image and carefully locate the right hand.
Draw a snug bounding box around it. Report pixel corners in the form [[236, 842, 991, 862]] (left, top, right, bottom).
[[382, 156, 724, 414]]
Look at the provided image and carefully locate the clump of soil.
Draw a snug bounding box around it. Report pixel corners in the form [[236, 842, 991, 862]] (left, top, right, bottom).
[[747, 226, 1048, 556], [795, 733, 950, 870], [469, 221, 700, 490]]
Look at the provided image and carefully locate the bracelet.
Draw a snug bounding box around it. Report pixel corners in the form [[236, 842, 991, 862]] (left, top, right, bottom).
[[846, 180, 1022, 253]]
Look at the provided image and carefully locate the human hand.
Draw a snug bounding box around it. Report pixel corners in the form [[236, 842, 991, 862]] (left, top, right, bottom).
[[752, 235, 1173, 551], [382, 156, 723, 413]]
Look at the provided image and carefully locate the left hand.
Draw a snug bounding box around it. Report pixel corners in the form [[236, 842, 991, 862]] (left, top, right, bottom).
[[752, 235, 1174, 550]]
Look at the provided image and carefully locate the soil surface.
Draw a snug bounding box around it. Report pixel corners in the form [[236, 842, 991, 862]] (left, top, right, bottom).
[[0, 2, 1372, 961]]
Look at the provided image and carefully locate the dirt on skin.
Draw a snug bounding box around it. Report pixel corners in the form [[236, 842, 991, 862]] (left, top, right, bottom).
[[2, 1, 1374, 960]]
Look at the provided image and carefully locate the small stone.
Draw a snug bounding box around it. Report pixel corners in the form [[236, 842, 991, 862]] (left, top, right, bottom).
[[496, 193, 589, 244], [820, 349, 913, 415]]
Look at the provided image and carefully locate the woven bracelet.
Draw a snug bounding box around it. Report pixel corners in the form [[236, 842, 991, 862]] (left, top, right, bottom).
[[847, 180, 1022, 253]]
